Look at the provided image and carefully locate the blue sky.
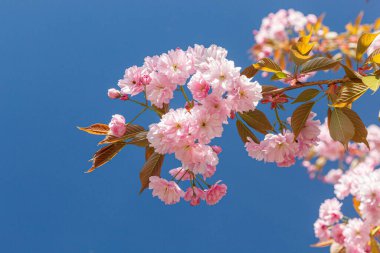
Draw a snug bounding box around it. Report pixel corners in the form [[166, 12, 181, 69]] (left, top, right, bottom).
[[1, 0, 379, 252]]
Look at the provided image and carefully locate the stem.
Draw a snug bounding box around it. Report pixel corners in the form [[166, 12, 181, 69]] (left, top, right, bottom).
[[262, 78, 350, 96], [128, 107, 147, 125], [129, 99, 163, 116], [179, 85, 190, 103], [197, 175, 211, 188], [274, 107, 284, 133]]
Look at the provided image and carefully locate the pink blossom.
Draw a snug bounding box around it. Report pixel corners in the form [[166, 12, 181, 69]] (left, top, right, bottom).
[[314, 218, 331, 241], [203, 59, 240, 94], [149, 176, 184, 205], [205, 181, 227, 205], [211, 146, 222, 154], [245, 131, 298, 167], [107, 88, 121, 99], [331, 224, 345, 245], [319, 198, 343, 225], [187, 73, 210, 100], [108, 114, 126, 137], [118, 66, 145, 96], [203, 165, 216, 179], [146, 72, 177, 108], [176, 143, 219, 175], [189, 106, 224, 144], [186, 44, 227, 72], [323, 169, 343, 184], [226, 76, 262, 113], [147, 108, 192, 154], [201, 94, 230, 123], [343, 218, 370, 253], [157, 48, 193, 85], [184, 187, 205, 206], [294, 112, 321, 157], [143, 55, 159, 73]]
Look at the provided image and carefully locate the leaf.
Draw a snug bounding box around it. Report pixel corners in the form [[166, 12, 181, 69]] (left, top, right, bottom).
[[300, 57, 340, 73], [290, 48, 313, 66], [329, 108, 355, 148], [236, 119, 259, 144], [78, 123, 109, 135], [362, 75, 380, 92], [356, 32, 380, 61], [365, 48, 380, 64], [341, 107, 369, 148], [86, 142, 127, 173], [145, 147, 155, 161], [370, 231, 380, 253], [291, 89, 320, 104], [310, 239, 334, 248], [238, 110, 274, 134], [126, 131, 149, 147], [333, 82, 368, 108], [241, 65, 258, 78], [261, 85, 278, 93], [340, 63, 363, 81], [139, 152, 165, 193], [330, 242, 346, 253], [353, 197, 362, 217], [291, 101, 315, 139], [295, 40, 315, 55], [98, 124, 145, 145], [253, 58, 282, 73], [271, 71, 288, 80]]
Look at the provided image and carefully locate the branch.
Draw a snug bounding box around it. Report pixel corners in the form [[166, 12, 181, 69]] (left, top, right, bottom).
[[262, 77, 350, 96]]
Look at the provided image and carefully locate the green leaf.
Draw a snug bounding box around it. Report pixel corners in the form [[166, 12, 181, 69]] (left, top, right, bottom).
[[139, 152, 165, 193], [241, 64, 258, 78], [291, 89, 320, 104], [253, 58, 282, 73], [341, 107, 369, 148], [362, 75, 380, 92], [238, 109, 274, 134], [333, 82, 368, 108], [291, 101, 315, 139], [236, 119, 259, 144], [271, 71, 288, 80], [86, 142, 127, 173], [299, 57, 340, 73], [356, 32, 380, 61], [328, 108, 355, 148]]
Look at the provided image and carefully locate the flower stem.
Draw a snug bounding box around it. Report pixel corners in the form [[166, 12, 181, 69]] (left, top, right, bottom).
[[262, 78, 350, 96], [179, 85, 190, 103]]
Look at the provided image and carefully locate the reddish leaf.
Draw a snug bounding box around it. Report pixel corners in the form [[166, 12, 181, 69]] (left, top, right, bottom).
[[86, 142, 127, 173], [139, 152, 165, 193], [78, 123, 109, 135], [291, 101, 315, 139], [98, 124, 145, 145]]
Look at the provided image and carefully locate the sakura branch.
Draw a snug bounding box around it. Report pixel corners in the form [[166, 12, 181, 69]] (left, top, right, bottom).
[[79, 8, 380, 253]]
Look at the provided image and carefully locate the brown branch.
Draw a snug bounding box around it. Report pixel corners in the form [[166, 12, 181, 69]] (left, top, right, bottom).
[[262, 77, 350, 96]]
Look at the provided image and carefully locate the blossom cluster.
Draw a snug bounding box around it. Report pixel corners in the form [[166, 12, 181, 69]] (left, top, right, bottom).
[[310, 123, 380, 252], [252, 9, 317, 60], [108, 44, 262, 205], [245, 112, 321, 167]]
